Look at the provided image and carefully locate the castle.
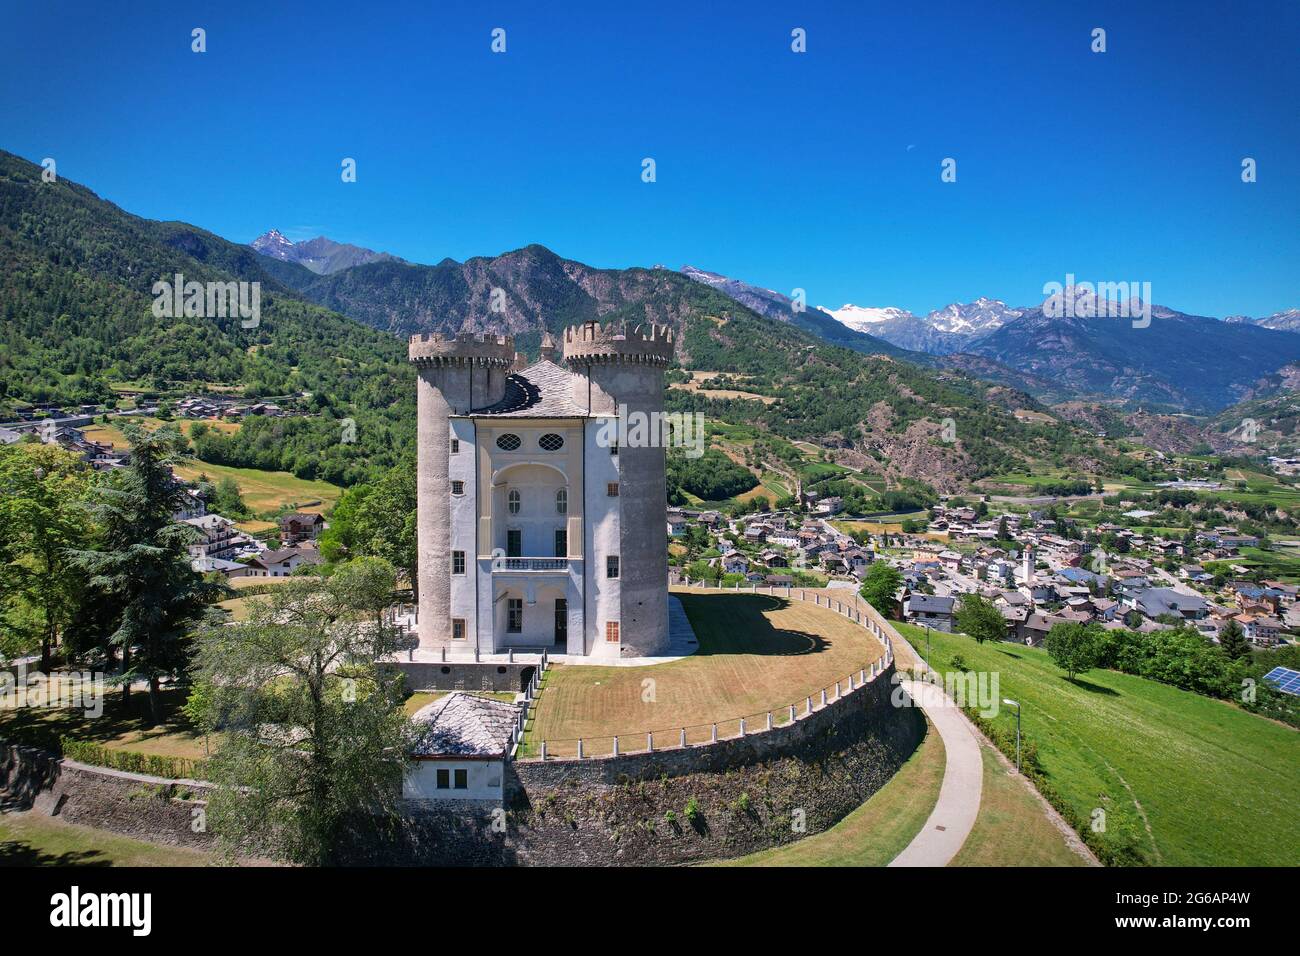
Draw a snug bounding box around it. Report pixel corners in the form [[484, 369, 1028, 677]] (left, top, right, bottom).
[[409, 321, 675, 659]]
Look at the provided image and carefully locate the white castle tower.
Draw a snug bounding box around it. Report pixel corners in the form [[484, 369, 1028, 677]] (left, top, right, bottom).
[[408, 322, 675, 659]]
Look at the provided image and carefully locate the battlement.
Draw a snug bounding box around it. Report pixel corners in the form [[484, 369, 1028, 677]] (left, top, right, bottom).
[[562, 321, 675, 368], [409, 331, 517, 367]]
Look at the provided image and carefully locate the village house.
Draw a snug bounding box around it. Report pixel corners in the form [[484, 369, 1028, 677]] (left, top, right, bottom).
[[903, 593, 956, 632], [279, 511, 326, 545], [183, 514, 247, 560]]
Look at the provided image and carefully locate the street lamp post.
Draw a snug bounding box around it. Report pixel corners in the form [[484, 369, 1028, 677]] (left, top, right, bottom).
[[1003, 698, 1021, 772]]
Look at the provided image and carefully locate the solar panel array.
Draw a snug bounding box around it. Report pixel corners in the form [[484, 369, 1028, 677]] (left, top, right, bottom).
[[1262, 666, 1300, 696]]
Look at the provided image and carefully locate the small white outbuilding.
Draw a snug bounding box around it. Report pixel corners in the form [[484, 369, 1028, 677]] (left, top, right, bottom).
[[404, 692, 521, 803]]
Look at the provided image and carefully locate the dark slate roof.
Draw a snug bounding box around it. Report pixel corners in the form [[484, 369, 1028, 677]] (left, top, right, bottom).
[[472, 360, 588, 418], [906, 594, 955, 614], [410, 692, 522, 758]]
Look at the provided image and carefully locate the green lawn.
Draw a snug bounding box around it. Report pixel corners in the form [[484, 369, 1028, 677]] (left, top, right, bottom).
[[950, 744, 1090, 867], [898, 623, 1300, 866], [0, 686, 208, 762], [0, 811, 210, 867]]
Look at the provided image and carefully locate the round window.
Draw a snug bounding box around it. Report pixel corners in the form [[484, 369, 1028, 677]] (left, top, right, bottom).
[[539, 433, 564, 452], [496, 433, 522, 451]]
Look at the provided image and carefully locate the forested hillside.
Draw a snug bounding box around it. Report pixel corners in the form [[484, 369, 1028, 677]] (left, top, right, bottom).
[[0, 150, 413, 485]]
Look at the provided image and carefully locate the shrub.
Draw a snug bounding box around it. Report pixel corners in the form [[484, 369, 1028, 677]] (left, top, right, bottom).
[[60, 736, 204, 781], [684, 796, 701, 821]]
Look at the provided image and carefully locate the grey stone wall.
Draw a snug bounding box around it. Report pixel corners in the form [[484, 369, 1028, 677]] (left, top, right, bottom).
[[0, 743, 214, 850], [388, 660, 536, 694]]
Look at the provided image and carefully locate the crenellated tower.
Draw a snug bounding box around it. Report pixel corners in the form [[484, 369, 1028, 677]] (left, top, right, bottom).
[[409, 333, 518, 649], [563, 322, 675, 656]]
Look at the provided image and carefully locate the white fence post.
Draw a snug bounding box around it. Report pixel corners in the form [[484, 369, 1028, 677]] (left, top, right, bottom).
[[612, 735, 619, 756], [577, 739, 584, 759], [680, 728, 687, 748], [647, 732, 653, 752], [766, 712, 773, 731], [540, 740, 547, 759]]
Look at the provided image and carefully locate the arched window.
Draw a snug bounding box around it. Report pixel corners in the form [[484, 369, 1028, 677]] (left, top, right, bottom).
[[496, 433, 521, 451], [508, 489, 521, 515], [539, 433, 564, 452], [556, 489, 567, 514]]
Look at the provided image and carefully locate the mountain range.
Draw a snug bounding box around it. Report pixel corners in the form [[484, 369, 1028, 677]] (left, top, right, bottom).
[[669, 265, 1300, 414], [0, 148, 1124, 494], [249, 229, 401, 275]]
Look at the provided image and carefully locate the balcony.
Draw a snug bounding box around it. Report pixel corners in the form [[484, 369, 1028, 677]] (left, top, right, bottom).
[[494, 557, 573, 572]]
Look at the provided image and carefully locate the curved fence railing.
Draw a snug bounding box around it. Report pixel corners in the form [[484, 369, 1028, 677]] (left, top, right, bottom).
[[519, 583, 901, 761]]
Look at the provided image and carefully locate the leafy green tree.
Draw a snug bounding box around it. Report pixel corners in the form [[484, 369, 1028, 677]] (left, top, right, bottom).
[[70, 423, 225, 721], [1217, 618, 1251, 662], [1046, 621, 1103, 680], [190, 564, 413, 865], [210, 475, 250, 520], [0, 443, 93, 669], [319, 461, 417, 591], [954, 592, 1007, 644], [859, 561, 902, 618]]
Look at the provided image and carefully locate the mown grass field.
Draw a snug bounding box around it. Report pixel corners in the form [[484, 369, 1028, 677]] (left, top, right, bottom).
[[521, 590, 885, 757], [898, 623, 1300, 866], [83, 418, 341, 514], [0, 812, 210, 867]]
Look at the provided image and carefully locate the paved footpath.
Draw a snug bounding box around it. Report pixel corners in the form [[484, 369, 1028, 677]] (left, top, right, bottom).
[[888, 678, 984, 867]]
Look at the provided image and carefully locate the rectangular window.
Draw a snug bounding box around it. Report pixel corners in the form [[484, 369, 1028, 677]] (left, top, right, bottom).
[[606, 621, 620, 643], [555, 529, 567, 557], [610, 439, 619, 456], [454, 768, 468, 790], [508, 599, 523, 633], [436, 768, 450, 789], [452, 619, 465, 641], [450, 438, 460, 454], [507, 529, 522, 557], [451, 480, 465, 496], [607, 555, 620, 579], [451, 550, 465, 575], [607, 482, 619, 497]]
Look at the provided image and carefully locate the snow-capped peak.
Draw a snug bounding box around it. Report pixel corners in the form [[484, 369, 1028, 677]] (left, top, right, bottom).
[[820, 304, 917, 331], [250, 228, 297, 260], [926, 297, 1021, 334]]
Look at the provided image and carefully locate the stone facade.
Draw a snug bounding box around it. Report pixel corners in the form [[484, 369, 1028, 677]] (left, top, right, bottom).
[[409, 322, 675, 659]]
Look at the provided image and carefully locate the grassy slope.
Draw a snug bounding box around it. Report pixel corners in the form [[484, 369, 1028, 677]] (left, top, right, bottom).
[[0, 812, 210, 867], [950, 743, 1089, 867], [898, 623, 1300, 866], [84, 418, 342, 514]]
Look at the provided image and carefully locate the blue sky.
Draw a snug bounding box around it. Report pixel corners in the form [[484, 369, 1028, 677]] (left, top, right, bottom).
[[2, 0, 1297, 317]]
